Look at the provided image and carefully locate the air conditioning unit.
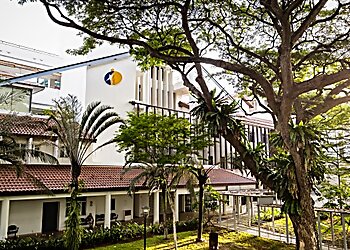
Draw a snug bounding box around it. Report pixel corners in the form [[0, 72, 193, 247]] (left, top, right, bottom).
[[123, 210, 132, 221]]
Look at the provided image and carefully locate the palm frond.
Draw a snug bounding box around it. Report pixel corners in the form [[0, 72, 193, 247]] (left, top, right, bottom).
[[80, 104, 111, 140], [80, 138, 117, 164], [79, 101, 101, 136]]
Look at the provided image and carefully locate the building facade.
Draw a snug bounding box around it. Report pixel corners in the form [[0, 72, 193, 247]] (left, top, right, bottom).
[[0, 41, 273, 238]]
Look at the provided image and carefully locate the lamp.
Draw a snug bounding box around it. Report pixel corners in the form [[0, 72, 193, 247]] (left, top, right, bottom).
[[142, 206, 150, 250]]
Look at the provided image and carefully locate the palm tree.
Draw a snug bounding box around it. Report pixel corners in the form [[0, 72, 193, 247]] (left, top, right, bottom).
[[46, 95, 122, 250], [184, 162, 212, 242], [125, 161, 178, 241]]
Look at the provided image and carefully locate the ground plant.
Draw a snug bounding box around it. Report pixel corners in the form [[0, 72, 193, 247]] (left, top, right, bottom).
[[91, 230, 295, 250], [0, 219, 198, 250]]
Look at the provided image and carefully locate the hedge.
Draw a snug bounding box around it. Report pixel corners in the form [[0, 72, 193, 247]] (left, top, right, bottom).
[[0, 218, 199, 250]]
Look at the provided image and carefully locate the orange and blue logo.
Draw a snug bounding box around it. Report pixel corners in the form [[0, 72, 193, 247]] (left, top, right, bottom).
[[104, 68, 122, 85]]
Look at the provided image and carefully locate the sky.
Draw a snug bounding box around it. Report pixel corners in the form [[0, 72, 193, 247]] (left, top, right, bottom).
[[0, 1, 84, 57], [0, 0, 125, 64]]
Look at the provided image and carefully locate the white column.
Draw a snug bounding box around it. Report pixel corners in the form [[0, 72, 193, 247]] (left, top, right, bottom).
[[53, 139, 59, 159], [104, 193, 111, 228], [27, 137, 33, 164], [168, 71, 174, 109], [163, 69, 169, 109], [0, 199, 10, 240], [247, 197, 251, 227], [222, 195, 226, 215], [153, 192, 160, 224], [174, 191, 179, 221], [158, 67, 163, 107], [135, 75, 139, 101], [151, 67, 157, 105], [181, 195, 186, 212], [143, 71, 149, 104]]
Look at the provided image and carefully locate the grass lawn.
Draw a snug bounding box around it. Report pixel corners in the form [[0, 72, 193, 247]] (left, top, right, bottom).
[[90, 230, 295, 250], [261, 215, 349, 247]]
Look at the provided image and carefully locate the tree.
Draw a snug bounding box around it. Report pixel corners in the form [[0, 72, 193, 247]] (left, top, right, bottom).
[[28, 1, 350, 248], [46, 95, 121, 250], [115, 112, 209, 246]]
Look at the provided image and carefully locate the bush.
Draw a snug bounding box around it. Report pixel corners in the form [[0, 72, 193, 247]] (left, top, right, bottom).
[[254, 208, 284, 222], [0, 218, 199, 250]]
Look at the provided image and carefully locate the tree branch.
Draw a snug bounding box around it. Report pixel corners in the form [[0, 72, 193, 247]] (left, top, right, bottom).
[[291, 0, 328, 45]]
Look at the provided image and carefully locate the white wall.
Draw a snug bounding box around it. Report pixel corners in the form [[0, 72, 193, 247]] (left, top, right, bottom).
[[9, 198, 66, 235], [59, 67, 87, 106], [84, 57, 137, 165], [113, 194, 133, 221], [134, 194, 149, 217]]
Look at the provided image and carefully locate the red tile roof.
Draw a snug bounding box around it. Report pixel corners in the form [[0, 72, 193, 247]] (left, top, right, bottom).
[[0, 165, 255, 195], [0, 114, 54, 137]]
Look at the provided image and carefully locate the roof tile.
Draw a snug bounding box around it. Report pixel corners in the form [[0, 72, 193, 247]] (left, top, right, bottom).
[[0, 165, 255, 194]]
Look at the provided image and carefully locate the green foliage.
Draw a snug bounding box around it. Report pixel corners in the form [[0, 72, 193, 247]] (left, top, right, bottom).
[[115, 112, 209, 193], [193, 185, 221, 211], [116, 112, 208, 243], [92, 230, 295, 250], [116, 112, 207, 166], [46, 95, 121, 249], [191, 89, 243, 136], [319, 174, 350, 209], [254, 208, 284, 222], [63, 188, 83, 250], [256, 121, 328, 215], [0, 219, 199, 250]]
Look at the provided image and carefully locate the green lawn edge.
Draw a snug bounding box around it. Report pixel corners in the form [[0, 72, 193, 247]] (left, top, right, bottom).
[[89, 230, 295, 250]]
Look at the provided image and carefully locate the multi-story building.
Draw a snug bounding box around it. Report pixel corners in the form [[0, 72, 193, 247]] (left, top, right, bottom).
[[0, 41, 271, 238]]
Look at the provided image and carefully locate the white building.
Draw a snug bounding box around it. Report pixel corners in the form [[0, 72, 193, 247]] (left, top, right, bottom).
[[0, 41, 272, 238]]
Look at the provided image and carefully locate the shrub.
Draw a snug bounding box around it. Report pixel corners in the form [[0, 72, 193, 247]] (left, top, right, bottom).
[[0, 218, 199, 250]]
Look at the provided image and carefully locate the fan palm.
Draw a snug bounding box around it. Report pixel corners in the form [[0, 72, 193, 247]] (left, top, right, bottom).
[[46, 95, 122, 250]]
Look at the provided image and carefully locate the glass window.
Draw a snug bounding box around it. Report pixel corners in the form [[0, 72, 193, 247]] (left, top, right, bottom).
[[59, 147, 68, 158], [185, 194, 192, 212], [0, 86, 31, 113], [66, 197, 87, 216]]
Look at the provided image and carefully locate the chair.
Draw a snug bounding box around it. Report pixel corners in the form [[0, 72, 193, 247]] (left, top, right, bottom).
[[80, 217, 88, 226], [111, 213, 118, 221], [96, 214, 105, 223], [7, 225, 19, 238]]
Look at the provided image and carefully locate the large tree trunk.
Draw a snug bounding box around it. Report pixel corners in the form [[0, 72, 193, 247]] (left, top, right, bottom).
[[286, 123, 319, 250], [161, 186, 169, 239], [289, 156, 319, 250], [196, 183, 204, 242], [289, 194, 318, 250]]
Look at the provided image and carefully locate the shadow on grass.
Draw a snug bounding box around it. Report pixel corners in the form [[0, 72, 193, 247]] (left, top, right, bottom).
[[89, 230, 295, 250]]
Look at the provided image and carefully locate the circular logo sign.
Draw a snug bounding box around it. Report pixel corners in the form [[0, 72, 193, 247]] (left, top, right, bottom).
[[104, 68, 122, 85]]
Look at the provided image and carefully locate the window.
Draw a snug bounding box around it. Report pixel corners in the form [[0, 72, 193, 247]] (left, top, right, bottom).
[[66, 197, 87, 216], [37, 78, 48, 87], [225, 195, 230, 206], [249, 130, 254, 142], [185, 194, 192, 212], [111, 198, 116, 210], [59, 147, 68, 158], [208, 156, 214, 165], [0, 86, 31, 113]]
